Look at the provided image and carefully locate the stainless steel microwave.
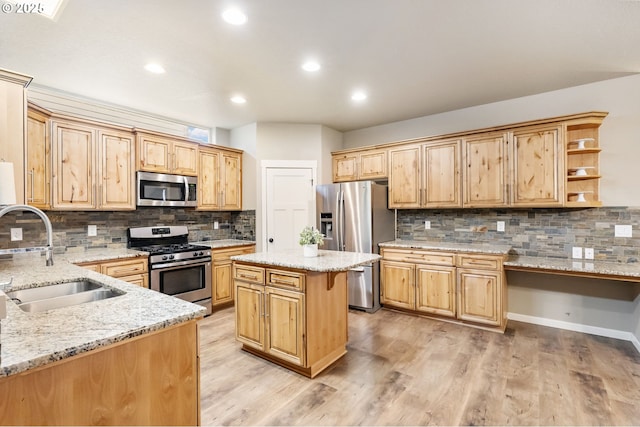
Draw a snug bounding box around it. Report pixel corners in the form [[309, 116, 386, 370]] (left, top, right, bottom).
[[136, 171, 197, 207]]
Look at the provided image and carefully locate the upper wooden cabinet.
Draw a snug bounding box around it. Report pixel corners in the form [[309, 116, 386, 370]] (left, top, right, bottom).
[[136, 131, 198, 176], [51, 118, 135, 210], [388, 139, 462, 209], [332, 148, 387, 182], [463, 132, 509, 207], [26, 105, 51, 209], [198, 145, 243, 211]]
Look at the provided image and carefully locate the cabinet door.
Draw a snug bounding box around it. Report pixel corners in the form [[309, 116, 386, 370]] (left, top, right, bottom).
[[423, 140, 462, 208], [359, 149, 387, 180], [416, 265, 456, 317], [511, 125, 563, 207], [388, 145, 421, 208], [457, 268, 501, 326], [26, 109, 50, 209], [380, 260, 414, 309], [172, 140, 198, 176], [98, 130, 135, 210], [221, 151, 242, 210], [137, 135, 171, 173], [119, 274, 149, 288], [212, 260, 233, 306], [52, 121, 95, 209], [332, 153, 358, 182], [235, 282, 265, 350], [463, 133, 509, 207], [265, 287, 305, 367], [198, 147, 220, 210]]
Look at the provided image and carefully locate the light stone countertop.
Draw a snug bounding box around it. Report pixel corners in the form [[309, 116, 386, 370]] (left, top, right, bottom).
[[62, 247, 148, 264], [504, 255, 640, 281], [191, 239, 256, 249], [231, 249, 381, 272], [379, 239, 512, 255], [0, 253, 206, 378]]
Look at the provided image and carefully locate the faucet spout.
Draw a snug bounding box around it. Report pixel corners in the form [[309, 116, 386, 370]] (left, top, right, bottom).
[[0, 204, 54, 266]]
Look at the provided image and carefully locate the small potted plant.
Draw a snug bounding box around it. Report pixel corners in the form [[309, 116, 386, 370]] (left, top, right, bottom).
[[299, 226, 324, 257]]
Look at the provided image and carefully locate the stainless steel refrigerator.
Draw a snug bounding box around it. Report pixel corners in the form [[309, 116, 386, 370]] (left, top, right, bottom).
[[316, 181, 394, 312]]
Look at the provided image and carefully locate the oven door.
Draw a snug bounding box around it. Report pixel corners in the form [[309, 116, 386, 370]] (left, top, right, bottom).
[[150, 258, 212, 305]]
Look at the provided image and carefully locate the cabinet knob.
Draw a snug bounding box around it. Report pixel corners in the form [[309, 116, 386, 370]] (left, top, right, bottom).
[[268, 238, 274, 243]]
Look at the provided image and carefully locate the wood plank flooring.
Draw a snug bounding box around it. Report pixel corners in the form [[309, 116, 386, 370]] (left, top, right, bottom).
[[199, 307, 640, 426]]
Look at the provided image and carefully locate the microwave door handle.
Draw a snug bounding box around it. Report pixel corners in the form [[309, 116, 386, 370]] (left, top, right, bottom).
[[162, 188, 166, 201], [183, 176, 189, 202]]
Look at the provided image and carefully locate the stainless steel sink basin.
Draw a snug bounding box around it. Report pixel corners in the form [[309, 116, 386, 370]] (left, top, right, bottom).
[[6, 280, 125, 313]]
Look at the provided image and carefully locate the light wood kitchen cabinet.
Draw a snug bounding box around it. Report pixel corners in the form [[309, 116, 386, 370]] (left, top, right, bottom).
[[211, 244, 255, 308], [234, 262, 348, 378], [463, 132, 509, 207], [26, 104, 50, 209], [136, 131, 198, 176], [332, 148, 387, 182], [388, 140, 461, 208], [198, 146, 243, 210], [380, 247, 506, 331], [77, 256, 149, 288], [565, 115, 605, 207], [52, 119, 135, 210]]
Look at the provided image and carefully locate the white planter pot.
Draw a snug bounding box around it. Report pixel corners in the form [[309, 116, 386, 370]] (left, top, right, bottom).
[[302, 243, 318, 257]]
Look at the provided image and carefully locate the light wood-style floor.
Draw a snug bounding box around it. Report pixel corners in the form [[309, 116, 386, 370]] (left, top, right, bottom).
[[199, 307, 640, 426]]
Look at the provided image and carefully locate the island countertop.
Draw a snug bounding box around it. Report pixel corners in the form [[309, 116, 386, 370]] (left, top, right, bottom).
[[0, 255, 206, 378], [231, 249, 381, 272]]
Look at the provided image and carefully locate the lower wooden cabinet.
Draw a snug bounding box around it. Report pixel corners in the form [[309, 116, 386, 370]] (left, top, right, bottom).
[[211, 244, 255, 309], [234, 262, 348, 378], [76, 256, 149, 288], [380, 247, 507, 331]]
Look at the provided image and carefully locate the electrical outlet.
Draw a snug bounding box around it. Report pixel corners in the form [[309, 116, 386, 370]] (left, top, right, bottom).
[[87, 225, 97, 237], [424, 220, 431, 230], [10, 228, 22, 241], [615, 224, 632, 237], [584, 248, 594, 260], [214, 221, 219, 230], [572, 246, 583, 259], [496, 221, 505, 232]]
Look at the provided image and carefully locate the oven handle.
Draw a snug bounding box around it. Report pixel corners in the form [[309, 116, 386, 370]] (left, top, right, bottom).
[[151, 257, 211, 270]]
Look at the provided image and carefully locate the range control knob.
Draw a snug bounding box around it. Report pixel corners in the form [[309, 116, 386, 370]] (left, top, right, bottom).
[[169, 254, 175, 260], [193, 252, 199, 257], [162, 255, 168, 261], [199, 251, 204, 256]]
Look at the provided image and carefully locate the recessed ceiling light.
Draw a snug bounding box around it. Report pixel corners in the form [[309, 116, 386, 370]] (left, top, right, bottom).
[[222, 8, 247, 25], [302, 61, 321, 72], [230, 95, 247, 104], [144, 63, 165, 74], [351, 91, 367, 101]]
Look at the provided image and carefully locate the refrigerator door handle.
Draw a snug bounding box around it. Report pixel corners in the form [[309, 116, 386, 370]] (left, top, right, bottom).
[[336, 190, 344, 251]]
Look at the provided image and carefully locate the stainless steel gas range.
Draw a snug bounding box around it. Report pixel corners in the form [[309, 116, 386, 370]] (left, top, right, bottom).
[[127, 226, 212, 315]]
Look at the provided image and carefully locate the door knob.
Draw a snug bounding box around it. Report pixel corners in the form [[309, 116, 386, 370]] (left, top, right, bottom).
[[268, 238, 274, 243]]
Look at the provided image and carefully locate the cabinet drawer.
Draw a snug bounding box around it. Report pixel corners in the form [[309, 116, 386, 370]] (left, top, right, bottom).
[[234, 264, 265, 284], [382, 248, 455, 266], [457, 254, 502, 270], [267, 269, 305, 291], [101, 258, 148, 277]]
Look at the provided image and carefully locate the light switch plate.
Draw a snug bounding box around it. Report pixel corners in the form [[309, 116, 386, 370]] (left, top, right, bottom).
[[87, 225, 97, 237], [10, 228, 22, 241], [584, 248, 594, 260], [572, 247, 583, 259], [615, 224, 632, 237], [424, 220, 431, 230], [214, 221, 219, 230], [496, 221, 505, 232]]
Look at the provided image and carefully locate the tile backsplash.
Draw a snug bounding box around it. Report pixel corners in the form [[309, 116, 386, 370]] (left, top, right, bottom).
[[0, 208, 255, 254], [397, 207, 640, 263]]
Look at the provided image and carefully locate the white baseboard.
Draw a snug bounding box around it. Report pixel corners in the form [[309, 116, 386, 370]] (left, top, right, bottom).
[[507, 312, 640, 354]]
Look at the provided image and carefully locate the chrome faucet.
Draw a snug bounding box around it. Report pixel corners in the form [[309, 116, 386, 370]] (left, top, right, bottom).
[[0, 204, 54, 266]]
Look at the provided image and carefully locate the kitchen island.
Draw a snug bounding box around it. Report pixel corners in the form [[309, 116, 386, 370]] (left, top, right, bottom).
[[231, 249, 380, 378], [0, 254, 205, 426]]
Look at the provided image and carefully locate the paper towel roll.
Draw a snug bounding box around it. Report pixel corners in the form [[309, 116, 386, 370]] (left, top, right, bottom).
[[0, 162, 17, 205]]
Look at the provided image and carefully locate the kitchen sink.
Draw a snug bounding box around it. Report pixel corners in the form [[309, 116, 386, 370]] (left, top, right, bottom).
[[5, 279, 125, 313]]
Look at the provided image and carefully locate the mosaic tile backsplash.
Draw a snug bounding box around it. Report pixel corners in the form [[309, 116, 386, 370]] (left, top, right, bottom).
[[397, 207, 640, 263], [0, 208, 255, 254]]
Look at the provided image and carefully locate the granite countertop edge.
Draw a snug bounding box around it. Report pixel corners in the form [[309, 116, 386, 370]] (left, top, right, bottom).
[[378, 239, 512, 255], [504, 255, 640, 279], [231, 249, 381, 272]]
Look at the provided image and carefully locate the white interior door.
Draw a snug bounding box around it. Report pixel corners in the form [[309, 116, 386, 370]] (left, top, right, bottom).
[[265, 166, 315, 252]]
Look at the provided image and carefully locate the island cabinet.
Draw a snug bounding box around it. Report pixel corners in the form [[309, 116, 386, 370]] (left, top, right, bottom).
[[136, 130, 198, 176], [211, 244, 255, 308], [234, 263, 348, 378], [76, 256, 149, 288], [380, 247, 507, 331], [332, 148, 387, 182], [198, 145, 243, 211], [51, 118, 136, 210], [0, 320, 200, 426]]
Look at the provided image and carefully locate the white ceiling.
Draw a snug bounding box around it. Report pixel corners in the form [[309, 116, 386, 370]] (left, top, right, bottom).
[[1, 0, 639, 132]]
